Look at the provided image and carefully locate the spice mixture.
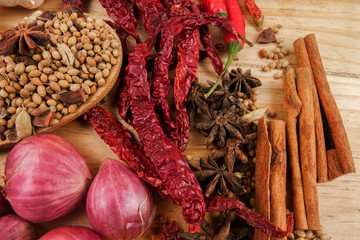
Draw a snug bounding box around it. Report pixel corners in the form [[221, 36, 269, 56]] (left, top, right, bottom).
[[0, 6, 120, 142]]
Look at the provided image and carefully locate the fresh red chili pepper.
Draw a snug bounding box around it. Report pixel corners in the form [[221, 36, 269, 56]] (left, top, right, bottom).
[[62, 0, 83, 10], [206, 195, 294, 238], [84, 106, 169, 198], [125, 40, 205, 232], [204, 0, 248, 98], [174, 28, 200, 151], [199, 0, 228, 18], [243, 0, 264, 27], [136, 0, 168, 37], [99, 0, 140, 42]]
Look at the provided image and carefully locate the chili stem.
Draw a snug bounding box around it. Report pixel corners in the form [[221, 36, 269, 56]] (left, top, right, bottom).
[[205, 40, 242, 98]]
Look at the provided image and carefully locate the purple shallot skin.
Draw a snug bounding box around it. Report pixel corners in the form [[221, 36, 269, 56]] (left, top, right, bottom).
[[87, 158, 156, 240]]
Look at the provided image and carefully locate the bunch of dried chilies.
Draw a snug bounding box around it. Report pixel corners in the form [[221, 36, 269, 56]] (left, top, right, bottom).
[[81, 0, 293, 238]]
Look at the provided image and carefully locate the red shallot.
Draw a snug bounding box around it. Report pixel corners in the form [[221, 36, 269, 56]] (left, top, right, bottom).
[[0, 186, 11, 216], [0, 214, 35, 240], [39, 226, 103, 240], [4, 134, 92, 223], [87, 158, 156, 240]]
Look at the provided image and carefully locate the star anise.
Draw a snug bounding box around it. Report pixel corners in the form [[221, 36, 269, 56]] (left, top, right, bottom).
[[0, 21, 50, 55], [226, 68, 262, 101], [211, 137, 256, 173], [196, 106, 248, 148], [186, 78, 212, 125], [193, 157, 245, 198], [207, 79, 245, 112]]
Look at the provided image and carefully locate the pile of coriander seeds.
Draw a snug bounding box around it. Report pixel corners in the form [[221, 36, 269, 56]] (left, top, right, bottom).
[[0, 10, 121, 142]]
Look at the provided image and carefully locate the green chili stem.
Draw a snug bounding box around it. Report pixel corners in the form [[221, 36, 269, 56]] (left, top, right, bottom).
[[205, 40, 243, 98]]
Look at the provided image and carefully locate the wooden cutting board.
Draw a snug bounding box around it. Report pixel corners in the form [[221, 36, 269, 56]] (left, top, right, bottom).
[[0, 0, 359, 239]]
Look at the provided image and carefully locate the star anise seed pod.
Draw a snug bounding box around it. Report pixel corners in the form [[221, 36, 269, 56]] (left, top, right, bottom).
[[187, 78, 212, 125], [211, 138, 252, 173], [196, 106, 248, 148], [0, 21, 50, 55], [207, 80, 239, 111], [194, 157, 245, 198], [226, 68, 262, 101]]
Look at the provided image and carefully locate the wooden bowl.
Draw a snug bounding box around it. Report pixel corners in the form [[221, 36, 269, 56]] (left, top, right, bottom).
[[0, 13, 123, 150]]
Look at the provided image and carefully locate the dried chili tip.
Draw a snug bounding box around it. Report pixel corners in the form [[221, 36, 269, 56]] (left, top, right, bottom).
[[254, 14, 265, 28], [59, 89, 86, 104], [33, 111, 54, 127], [37, 10, 57, 21], [256, 27, 277, 44]]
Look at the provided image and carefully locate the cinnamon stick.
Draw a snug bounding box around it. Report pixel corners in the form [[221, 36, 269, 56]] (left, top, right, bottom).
[[268, 120, 287, 240], [254, 117, 271, 240], [296, 67, 321, 230], [283, 67, 308, 230], [327, 149, 344, 181], [304, 33, 355, 175], [293, 37, 328, 183]]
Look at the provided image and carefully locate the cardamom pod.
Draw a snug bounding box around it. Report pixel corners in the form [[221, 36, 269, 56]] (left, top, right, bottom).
[[15, 108, 32, 139], [56, 43, 75, 67]]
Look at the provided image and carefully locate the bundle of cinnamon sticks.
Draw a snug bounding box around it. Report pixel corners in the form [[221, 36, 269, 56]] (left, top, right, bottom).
[[254, 34, 355, 235], [255, 118, 288, 240], [283, 33, 355, 230]]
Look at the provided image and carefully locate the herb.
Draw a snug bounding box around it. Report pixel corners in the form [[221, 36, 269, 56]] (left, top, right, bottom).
[[196, 106, 248, 148], [0, 21, 50, 55], [193, 157, 245, 198]]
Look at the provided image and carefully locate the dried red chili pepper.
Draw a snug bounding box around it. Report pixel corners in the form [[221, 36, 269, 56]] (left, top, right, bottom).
[[199, 25, 223, 76], [99, 0, 140, 41], [174, 28, 200, 151], [116, 76, 132, 124], [149, 18, 188, 143], [84, 106, 169, 198], [125, 39, 205, 232], [136, 0, 168, 37], [62, 0, 83, 10], [119, 8, 251, 232], [206, 195, 293, 238], [243, 0, 264, 27]]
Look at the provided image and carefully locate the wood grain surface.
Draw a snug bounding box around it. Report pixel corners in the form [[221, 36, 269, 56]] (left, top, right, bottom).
[[0, 0, 359, 239]]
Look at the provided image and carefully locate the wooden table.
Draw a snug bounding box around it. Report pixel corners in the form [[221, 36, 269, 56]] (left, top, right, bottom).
[[0, 0, 359, 239]]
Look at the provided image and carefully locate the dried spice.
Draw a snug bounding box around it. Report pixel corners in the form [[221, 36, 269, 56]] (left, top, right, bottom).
[[211, 138, 253, 173], [256, 27, 276, 44], [32, 111, 54, 127], [37, 10, 57, 21], [226, 68, 262, 101], [0, 21, 50, 55], [196, 106, 248, 148], [174, 28, 201, 151], [14, 55, 37, 65], [206, 195, 293, 238], [207, 80, 242, 111], [62, 0, 83, 11], [192, 157, 245, 198], [15, 108, 32, 139], [58, 89, 86, 104], [56, 43, 75, 67], [186, 78, 212, 125]]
